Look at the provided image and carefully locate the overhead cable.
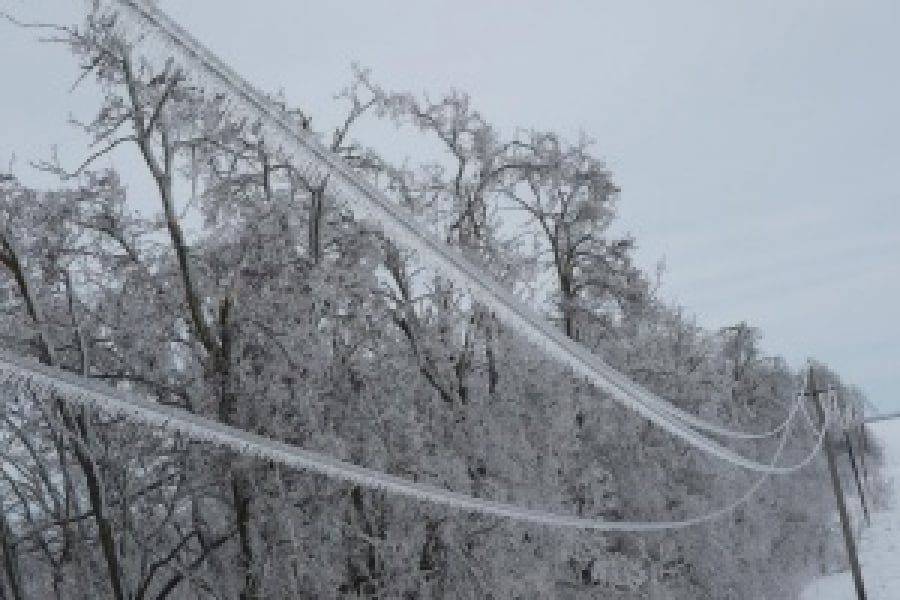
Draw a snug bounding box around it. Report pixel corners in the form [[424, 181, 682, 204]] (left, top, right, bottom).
[[0, 351, 826, 531], [91, 0, 812, 472]]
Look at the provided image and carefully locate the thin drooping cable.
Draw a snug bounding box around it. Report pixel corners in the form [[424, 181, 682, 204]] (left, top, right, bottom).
[[645, 381, 806, 441], [91, 0, 811, 467], [0, 351, 826, 531], [651, 372, 816, 439]]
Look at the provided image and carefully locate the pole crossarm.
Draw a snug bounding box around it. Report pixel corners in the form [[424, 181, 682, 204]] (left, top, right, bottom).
[[864, 412, 900, 424]]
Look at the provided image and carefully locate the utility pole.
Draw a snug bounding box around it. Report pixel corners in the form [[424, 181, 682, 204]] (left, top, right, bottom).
[[845, 427, 871, 526], [859, 422, 869, 483], [806, 366, 867, 600]]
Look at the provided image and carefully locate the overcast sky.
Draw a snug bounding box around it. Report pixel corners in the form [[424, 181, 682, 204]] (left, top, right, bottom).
[[2, 0, 898, 412]]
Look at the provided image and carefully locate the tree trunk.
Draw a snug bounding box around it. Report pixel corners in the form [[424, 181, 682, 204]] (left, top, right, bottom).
[[232, 473, 258, 600], [0, 511, 24, 600]]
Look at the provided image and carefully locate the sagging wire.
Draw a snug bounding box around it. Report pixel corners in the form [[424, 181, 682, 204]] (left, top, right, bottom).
[[0, 351, 827, 531], [88, 0, 818, 474]]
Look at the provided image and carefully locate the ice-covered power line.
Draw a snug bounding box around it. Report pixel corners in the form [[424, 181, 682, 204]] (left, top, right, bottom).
[[93, 0, 809, 472], [0, 352, 827, 531]]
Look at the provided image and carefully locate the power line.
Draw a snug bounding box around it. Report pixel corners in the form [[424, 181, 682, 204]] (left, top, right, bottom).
[[0, 351, 827, 531], [94, 0, 819, 472]]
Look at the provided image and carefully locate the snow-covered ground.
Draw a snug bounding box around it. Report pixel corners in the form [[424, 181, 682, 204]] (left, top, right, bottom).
[[800, 419, 900, 599]]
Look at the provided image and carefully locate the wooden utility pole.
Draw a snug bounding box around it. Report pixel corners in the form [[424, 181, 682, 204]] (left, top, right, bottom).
[[859, 423, 869, 483], [806, 366, 867, 600], [844, 429, 871, 526]]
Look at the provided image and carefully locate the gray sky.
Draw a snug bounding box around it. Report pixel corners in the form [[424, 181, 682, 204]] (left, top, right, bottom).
[[2, 1, 898, 412]]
